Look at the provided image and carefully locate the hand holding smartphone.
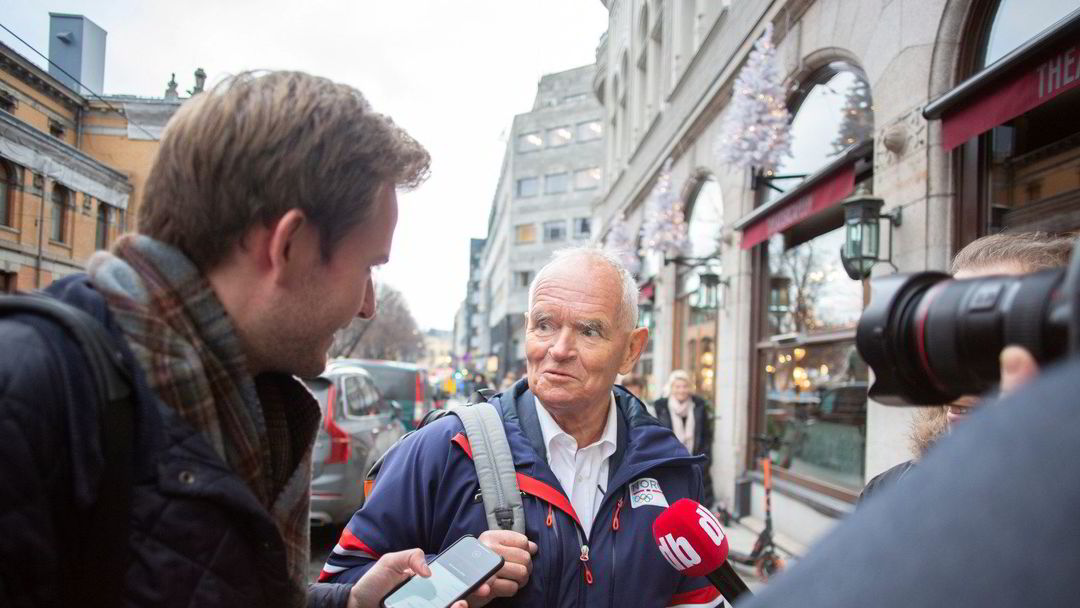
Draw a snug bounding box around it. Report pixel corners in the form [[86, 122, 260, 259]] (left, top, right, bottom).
[[380, 535, 504, 608]]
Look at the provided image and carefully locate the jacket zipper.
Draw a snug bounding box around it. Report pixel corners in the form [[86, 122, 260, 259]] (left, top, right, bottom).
[[609, 496, 623, 606]]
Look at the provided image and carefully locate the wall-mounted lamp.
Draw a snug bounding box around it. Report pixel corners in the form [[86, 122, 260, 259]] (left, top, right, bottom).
[[664, 254, 731, 310], [839, 192, 902, 280]]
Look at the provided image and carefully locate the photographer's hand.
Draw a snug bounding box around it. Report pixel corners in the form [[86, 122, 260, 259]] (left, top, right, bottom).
[[347, 548, 484, 608], [1000, 346, 1039, 394]]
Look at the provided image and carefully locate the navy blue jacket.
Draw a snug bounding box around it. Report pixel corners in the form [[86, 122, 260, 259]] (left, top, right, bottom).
[[321, 380, 724, 608], [0, 276, 349, 607]]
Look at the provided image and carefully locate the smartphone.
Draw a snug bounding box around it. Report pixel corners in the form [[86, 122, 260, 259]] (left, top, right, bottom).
[[380, 535, 505, 608]]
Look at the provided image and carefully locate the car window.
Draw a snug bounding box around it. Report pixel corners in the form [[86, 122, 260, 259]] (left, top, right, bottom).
[[344, 375, 389, 417], [360, 365, 419, 402]]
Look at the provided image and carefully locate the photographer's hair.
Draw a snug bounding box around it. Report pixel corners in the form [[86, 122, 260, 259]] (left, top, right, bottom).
[[528, 246, 640, 332], [949, 231, 1075, 274], [664, 369, 693, 397], [139, 70, 430, 270], [911, 231, 1075, 456]]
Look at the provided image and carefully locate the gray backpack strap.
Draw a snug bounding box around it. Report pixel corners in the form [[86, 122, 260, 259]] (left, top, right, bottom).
[[449, 402, 525, 534]]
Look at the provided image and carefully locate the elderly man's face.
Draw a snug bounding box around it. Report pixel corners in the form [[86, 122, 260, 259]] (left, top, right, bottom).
[[525, 258, 647, 415]]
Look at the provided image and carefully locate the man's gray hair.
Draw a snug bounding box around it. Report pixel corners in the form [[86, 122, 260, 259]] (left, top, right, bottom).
[[528, 246, 640, 331]]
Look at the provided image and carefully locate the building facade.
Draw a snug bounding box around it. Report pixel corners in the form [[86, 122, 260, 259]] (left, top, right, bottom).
[[470, 65, 607, 382], [594, 0, 1080, 550], [0, 13, 184, 292]]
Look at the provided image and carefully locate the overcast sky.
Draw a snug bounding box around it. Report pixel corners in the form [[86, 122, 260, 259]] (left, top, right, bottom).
[[2, 0, 609, 331]]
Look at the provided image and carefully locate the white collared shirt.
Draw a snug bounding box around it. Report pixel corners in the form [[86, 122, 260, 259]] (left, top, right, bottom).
[[534, 392, 618, 537]]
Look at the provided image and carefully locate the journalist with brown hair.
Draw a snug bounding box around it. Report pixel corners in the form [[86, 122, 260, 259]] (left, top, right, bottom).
[[0, 71, 477, 608]]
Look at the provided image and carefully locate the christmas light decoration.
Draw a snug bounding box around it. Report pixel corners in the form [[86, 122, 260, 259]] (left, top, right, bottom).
[[715, 22, 792, 171], [640, 160, 690, 259], [603, 213, 642, 275]]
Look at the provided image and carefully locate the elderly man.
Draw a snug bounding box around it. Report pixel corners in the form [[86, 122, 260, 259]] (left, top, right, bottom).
[[322, 247, 722, 607]]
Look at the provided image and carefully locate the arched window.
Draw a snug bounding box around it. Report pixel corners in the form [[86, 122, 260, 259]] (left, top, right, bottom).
[[675, 175, 723, 392], [0, 161, 13, 227], [955, 0, 1080, 243], [765, 63, 873, 204], [50, 184, 70, 243], [980, 0, 1076, 68]]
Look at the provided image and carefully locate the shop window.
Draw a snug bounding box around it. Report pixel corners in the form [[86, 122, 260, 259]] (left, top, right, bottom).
[[757, 226, 868, 493], [543, 220, 566, 243], [545, 172, 570, 194], [517, 132, 544, 153], [516, 177, 539, 198], [547, 126, 573, 147], [96, 202, 111, 250], [515, 223, 536, 244], [577, 120, 603, 141], [764, 64, 873, 205], [50, 185, 70, 243], [957, 1, 1080, 242], [0, 161, 13, 227]]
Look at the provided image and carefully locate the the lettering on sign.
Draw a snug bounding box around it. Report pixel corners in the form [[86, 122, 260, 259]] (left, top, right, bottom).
[[1038, 45, 1079, 99], [765, 195, 812, 235]]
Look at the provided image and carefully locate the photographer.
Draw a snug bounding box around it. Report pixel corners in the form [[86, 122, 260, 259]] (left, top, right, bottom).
[[859, 233, 1073, 504]]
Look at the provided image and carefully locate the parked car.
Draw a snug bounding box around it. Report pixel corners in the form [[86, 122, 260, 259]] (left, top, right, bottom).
[[304, 362, 406, 526], [347, 359, 434, 430]]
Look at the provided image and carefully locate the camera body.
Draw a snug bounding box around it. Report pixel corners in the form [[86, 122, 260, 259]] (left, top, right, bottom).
[[856, 267, 1071, 405]]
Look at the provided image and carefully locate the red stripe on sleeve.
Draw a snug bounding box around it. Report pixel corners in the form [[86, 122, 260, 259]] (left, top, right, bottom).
[[668, 585, 722, 606]]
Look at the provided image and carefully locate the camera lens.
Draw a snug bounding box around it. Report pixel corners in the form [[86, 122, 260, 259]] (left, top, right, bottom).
[[857, 269, 1068, 405]]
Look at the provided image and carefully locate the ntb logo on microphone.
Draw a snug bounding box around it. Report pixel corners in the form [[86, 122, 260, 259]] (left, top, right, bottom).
[[656, 504, 726, 571]]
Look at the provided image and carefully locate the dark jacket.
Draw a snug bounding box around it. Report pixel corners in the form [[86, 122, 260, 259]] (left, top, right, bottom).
[[741, 358, 1080, 608], [320, 381, 724, 608], [653, 395, 714, 506], [0, 276, 349, 607], [856, 460, 916, 507]]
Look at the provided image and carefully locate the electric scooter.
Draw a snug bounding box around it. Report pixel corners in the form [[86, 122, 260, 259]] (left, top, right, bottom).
[[725, 435, 786, 580]]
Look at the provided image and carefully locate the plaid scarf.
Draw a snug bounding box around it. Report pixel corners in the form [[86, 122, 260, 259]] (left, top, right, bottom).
[[87, 235, 321, 606]]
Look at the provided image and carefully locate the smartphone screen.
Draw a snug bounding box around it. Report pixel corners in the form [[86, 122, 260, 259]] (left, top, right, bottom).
[[382, 535, 504, 608]]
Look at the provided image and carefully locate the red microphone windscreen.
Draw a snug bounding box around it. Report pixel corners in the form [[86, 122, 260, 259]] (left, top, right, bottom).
[[651, 498, 730, 578]]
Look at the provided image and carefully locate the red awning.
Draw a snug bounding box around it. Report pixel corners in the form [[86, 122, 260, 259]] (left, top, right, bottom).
[[942, 46, 1080, 150], [739, 163, 855, 250], [924, 9, 1080, 151]]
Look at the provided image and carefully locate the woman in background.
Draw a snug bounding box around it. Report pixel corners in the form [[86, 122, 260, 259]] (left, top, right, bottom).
[[654, 370, 714, 507]]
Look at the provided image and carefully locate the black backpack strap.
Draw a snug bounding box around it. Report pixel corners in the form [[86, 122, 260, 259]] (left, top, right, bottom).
[[0, 294, 134, 608]]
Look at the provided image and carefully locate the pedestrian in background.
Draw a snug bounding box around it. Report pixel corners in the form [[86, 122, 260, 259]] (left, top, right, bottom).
[[653, 370, 715, 507], [619, 373, 654, 415]]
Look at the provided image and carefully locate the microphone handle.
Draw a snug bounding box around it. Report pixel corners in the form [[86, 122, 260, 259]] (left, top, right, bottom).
[[705, 562, 753, 604]]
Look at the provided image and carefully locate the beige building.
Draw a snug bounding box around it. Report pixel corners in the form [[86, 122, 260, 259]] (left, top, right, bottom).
[[593, 0, 1080, 550], [0, 13, 185, 292]]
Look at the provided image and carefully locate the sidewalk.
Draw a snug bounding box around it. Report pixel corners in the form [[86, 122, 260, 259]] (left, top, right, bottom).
[[721, 515, 805, 592]]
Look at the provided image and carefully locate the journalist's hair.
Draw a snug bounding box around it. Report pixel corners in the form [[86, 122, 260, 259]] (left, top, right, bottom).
[[528, 246, 640, 331], [950, 232, 1074, 275], [664, 369, 693, 397], [139, 70, 430, 270]]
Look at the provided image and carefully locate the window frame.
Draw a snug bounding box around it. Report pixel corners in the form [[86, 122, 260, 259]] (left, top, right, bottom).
[[0, 160, 13, 227], [573, 217, 591, 238], [49, 184, 70, 244], [542, 220, 567, 243], [546, 125, 574, 148], [517, 131, 544, 153], [514, 223, 537, 244], [516, 177, 540, 199], [544, 172, 570, 195], [95, 201, 111, 250]]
